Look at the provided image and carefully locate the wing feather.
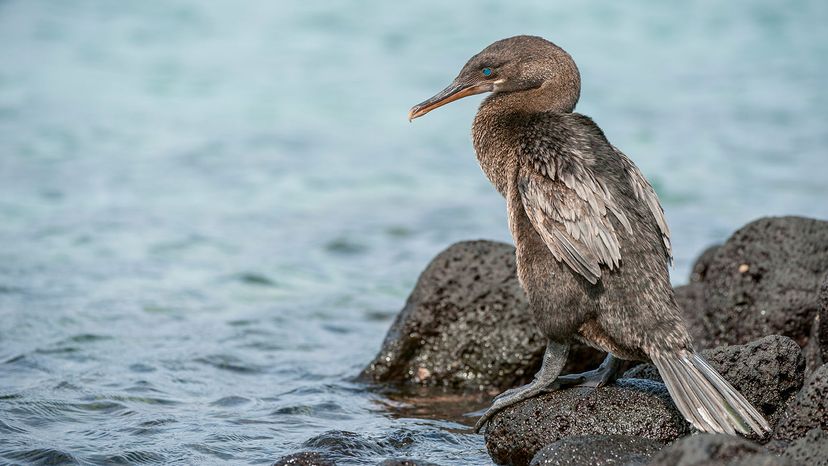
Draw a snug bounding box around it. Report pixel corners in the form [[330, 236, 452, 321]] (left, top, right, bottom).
[[518, 170, 628, 284], [613, 145, 672, 261]]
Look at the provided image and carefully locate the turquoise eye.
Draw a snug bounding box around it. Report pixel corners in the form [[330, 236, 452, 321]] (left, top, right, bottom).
[[482, 67, 492, 77]]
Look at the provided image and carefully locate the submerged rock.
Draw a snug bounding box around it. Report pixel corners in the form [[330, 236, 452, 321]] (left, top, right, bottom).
[[529, 435, 661, 466], [380, 459, 441, 466], [272, 451, 334, 466], [484, 379, 689, 465], [623, 335, 805, 433], [361, 240, 602, 391], [698, 216, 828, 350], [773, 363, 828, 441], [644, 434, 793, 466]]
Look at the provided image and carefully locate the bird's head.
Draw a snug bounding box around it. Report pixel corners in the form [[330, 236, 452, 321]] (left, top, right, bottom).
[[408, 35, 581, 121]]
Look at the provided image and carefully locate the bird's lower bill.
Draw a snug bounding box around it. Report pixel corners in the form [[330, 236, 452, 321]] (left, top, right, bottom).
[[408, 81, 493, 121]]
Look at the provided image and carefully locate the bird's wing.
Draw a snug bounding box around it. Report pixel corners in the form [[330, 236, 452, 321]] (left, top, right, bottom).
[[517, 163, 632, 285], [613, 145, 673, 262]]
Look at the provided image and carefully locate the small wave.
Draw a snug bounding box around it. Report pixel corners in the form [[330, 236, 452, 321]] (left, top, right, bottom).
[[210, 395, 251, 407], [194, 354, 264, 374], [90, 450, 166, 464], [0, 419, 27, 434]]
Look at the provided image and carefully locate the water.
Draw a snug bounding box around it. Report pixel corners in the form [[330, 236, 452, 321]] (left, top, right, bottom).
[[1, 0, 826, 464]]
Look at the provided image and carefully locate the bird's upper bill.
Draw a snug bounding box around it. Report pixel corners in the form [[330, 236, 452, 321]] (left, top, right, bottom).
[[408, 80, 493, 121]]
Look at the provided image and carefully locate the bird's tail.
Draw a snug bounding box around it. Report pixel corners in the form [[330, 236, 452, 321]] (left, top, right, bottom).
[[650, 349, 770, 436]]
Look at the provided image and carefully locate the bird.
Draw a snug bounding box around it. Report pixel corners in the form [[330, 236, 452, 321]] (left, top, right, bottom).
[[408, 35, 770, 436]]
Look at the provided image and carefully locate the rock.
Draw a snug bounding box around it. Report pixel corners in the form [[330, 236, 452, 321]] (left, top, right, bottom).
[[700, 216, 828, 349], [529, 435, 662, 466], [820, 275, 828, 361], [700, 335, 805, 432], [773, 363, 828, 441], [623, 335, 805, 432], [674, 282, 712, 348], [805, 273, 828, 374], [484, 379, 689, 465], [380, 459, 440, 466], [361, 240, 603, 391], [302, 430, 397, 462], [273, 452, 334, 466], [690, 245, 721, 284], [782, 428, 828, 466], [674, 245, 721, 349], [645, 434, 794, 466]]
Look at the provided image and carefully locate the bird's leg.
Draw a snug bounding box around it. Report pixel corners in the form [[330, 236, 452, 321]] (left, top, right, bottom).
[[474, 340, 569, 433], [554, 353, 624, 388]]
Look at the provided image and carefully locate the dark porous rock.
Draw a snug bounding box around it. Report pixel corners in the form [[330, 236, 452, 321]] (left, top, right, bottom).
[[674, 282, 712, 348], [645, 434, 794, 466], [484, 379, 689, 465], [821, 275, 828, 361], [674, 244, 721, 349], [690, 244, 722, 284], [806, 273, 828, 373], [529, 435, 662, 466], [700, 335, 805, 431], [773, 363, 828, 441], [273, 451, 334, 466], [623, 335, 805, 433], [782, 428, 828, 466], [701, 216, 828, 350], [361, 240, 602, 391]]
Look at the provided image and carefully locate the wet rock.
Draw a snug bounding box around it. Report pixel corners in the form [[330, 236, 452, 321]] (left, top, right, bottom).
[[302, 430, 391, 462], [361, 240, 602, 391], [380, 459, 440, 466], [484, 379, 689, 465], [781, 428, 828, 466], [700, 216, 828, 349], [773, 363, 828, 441], [623, 335, 805, 432], [273, 451, 334, 466], [529, 435, 662, 466], [645, 434, 793, 466]]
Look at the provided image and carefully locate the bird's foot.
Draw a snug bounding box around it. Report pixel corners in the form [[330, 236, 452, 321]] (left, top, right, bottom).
[[554, 354, 624, 389], [473, 378, 563, 433], [473, 340, 571, 434]]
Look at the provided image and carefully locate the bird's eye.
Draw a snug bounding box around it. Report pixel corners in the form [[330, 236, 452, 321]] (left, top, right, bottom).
[[482, 67, 493, 77]]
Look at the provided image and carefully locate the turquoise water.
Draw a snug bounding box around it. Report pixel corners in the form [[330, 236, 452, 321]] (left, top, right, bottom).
[[1, 0, 826, 464]]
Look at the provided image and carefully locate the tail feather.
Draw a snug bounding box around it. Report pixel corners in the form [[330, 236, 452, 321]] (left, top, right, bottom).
[[651, 350, 770, 436]]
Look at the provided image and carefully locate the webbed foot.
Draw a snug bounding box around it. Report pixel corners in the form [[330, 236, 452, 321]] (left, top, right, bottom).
[[554, 353, 623, 388], [473, 340, 569, 433]]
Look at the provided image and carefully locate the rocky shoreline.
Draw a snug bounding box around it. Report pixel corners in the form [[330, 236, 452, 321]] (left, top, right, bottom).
[[278, 216, 828, 465]]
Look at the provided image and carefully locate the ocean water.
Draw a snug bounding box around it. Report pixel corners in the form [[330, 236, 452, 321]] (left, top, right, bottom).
[[1, 0, 826, 464]]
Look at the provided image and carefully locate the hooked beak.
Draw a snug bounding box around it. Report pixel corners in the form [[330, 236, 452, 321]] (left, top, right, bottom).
[[408, 80, 493, 121]]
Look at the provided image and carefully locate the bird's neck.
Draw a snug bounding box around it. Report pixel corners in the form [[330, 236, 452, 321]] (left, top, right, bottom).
[[472, 105, 520, 196], [472, 84, 576, 196]]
